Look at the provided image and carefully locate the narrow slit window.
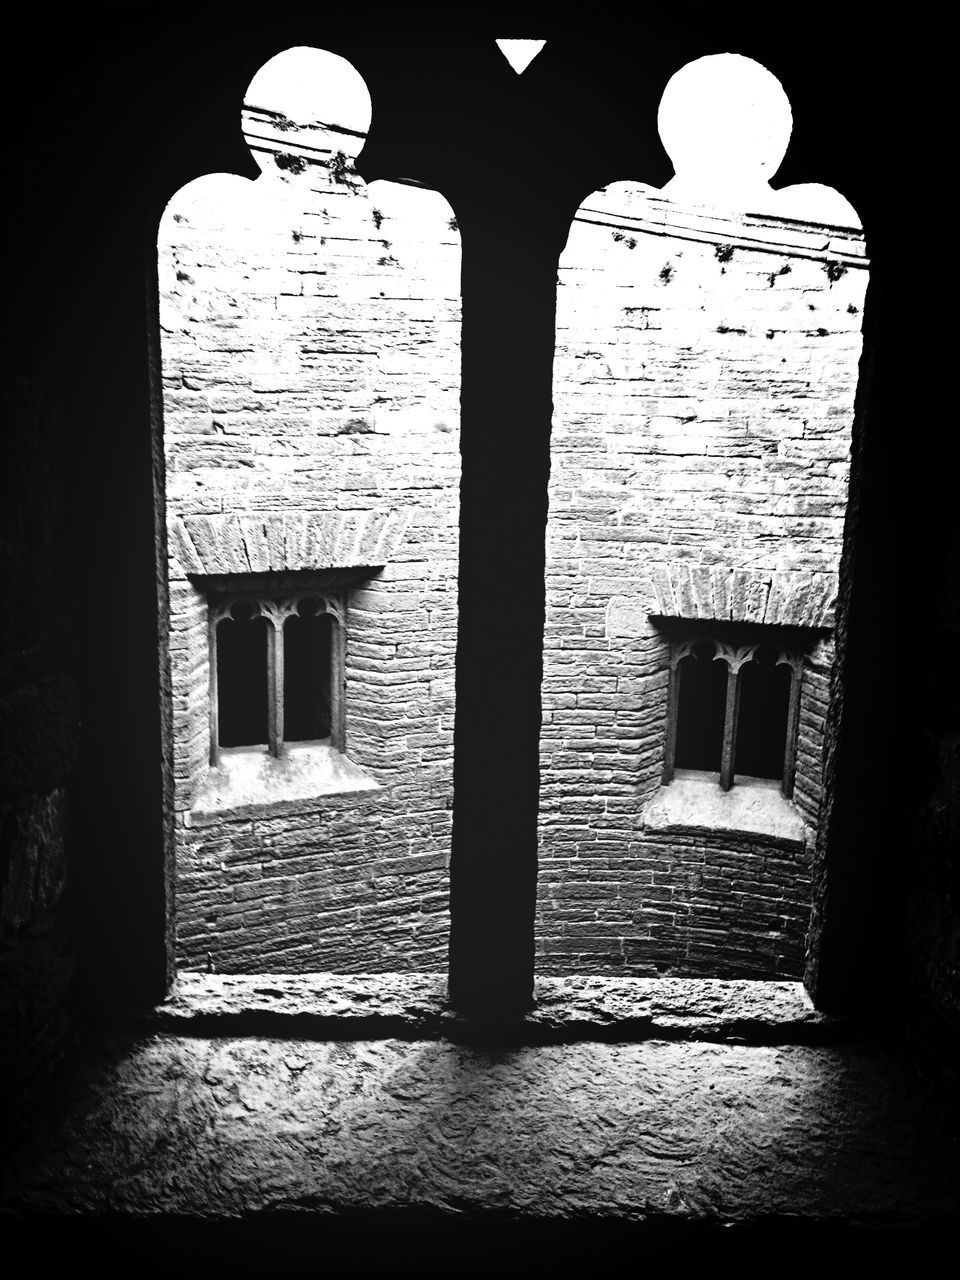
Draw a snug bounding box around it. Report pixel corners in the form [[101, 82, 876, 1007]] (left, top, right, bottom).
[[216, 602, 269, 748], [735, 644, 792, 780], [674, 641, 727, 772], [284, 603, 333, 743]]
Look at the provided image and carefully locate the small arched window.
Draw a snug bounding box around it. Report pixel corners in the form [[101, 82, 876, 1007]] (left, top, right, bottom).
[[663, 627, 803, 796], [215, 600, 269, 749], [735, 642, 793, 782], [283, 601, 335, 744], [673, 640, 728, 773], [209, 590, 345, 764]]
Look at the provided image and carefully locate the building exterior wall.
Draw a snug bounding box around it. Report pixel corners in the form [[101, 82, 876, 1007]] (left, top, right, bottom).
[[159, 102, 460, 972], [537, 183, 869, 977]]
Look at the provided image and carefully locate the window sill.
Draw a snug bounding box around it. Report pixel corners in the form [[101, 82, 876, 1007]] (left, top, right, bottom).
[[187, 741, 380, 826], [144, 972, 842, 1044], [642, 770, 806, 846]]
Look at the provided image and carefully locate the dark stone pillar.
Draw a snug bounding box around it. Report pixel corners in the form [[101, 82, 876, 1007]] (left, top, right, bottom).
[[448, 209, 560, 1016]]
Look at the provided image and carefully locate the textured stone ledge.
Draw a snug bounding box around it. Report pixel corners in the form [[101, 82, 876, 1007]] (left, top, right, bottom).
[[127, 973, 846, 1044], [188, 743, 379, 823], [5, 1034, 957, 1236], [643, 773, 807, 846]]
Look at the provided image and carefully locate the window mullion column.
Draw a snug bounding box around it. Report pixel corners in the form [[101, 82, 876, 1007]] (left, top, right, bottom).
[[208, 612, 220, 767], [662, 645, 682, 784], [781, 657, 802, 798], [329, 600, 346, 753], [264, 604, 284, 759], [719, 656, 741, 791]]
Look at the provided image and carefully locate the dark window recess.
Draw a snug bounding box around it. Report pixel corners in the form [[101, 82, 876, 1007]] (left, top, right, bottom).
[[216, 602, 268, 747], [735, 643, 792, 780], [283, 606, 333, 742], [674, 641, 727, 772]]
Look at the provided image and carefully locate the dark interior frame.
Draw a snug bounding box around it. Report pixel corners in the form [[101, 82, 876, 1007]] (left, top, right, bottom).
[[30, 4, 944, 1021]]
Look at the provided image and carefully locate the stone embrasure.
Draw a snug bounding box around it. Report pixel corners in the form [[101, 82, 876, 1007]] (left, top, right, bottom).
[[537, 178, 867, 979], [643, 772, 806, 845], [161, 136, 461, 975]]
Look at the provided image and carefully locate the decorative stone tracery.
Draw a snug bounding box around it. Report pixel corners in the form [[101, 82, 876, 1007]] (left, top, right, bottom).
[[664, 634, 804, 795]]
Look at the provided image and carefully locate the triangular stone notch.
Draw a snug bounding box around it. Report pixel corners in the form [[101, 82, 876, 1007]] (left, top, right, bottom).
[[495, 39, 546, 75]]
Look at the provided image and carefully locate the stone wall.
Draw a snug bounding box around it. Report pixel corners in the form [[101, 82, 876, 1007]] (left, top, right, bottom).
[[159, 91, 460, 972], [0, 372, 79, 1136], [538, 184, 869, 977]]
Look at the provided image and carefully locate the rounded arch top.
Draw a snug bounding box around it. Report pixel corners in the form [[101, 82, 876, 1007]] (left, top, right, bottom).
[[657, 52, 861, 227], [244, 46, 372, 161], [658, 53, 793, 210]]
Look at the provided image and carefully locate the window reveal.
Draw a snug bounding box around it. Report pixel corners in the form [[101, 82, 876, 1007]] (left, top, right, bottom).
[[208, 592, 346, 764], [663, 634, 802, 796]]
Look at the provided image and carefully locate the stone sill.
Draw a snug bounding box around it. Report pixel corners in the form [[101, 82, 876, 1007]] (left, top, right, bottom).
[[643, 770, 806, 847], [187, 741, 380, 826], [126, 972, 847, 1046]]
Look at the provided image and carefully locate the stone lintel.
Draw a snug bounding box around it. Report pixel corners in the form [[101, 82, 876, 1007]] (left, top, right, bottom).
[[607, 565, 838, 637], [170, 509, 411, 578]]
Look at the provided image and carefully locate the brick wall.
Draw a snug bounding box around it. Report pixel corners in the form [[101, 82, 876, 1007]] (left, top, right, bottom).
[[537, 183, 869, 977], [159, 97, 460, 972]]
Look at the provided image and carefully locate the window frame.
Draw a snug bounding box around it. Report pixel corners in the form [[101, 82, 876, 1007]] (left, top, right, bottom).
[[661, 625, 804, 798], [207, 588, 347, 765]]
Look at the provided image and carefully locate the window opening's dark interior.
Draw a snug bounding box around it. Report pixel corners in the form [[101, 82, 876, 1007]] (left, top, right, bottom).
[[735, 644, 792, 780], [674, 641, 727, 771], [283, 605, 333, 742], [216, 603, 268, 748]]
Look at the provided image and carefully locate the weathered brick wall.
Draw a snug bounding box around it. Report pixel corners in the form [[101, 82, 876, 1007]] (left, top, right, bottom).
[[538, 183, 868, 977], [159, 87, 460, 972]]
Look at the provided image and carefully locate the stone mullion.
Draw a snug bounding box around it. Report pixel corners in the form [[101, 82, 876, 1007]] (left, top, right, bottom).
[[330, 610, 346, 753], [662, 650, 682, 784], [265, 609, 284, 759], [208, 616, 219, 767], [448, 220, 553, 1017], [719, 662, 741, 792], [781, 660, 802, 798]]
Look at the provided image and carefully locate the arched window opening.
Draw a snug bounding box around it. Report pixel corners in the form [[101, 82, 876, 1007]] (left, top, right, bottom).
[[158, 46, 461, 975], [538, 44, 868, 981], [283, 601, 334, 745], [216, 601, 269, 749], [674, 641, 727, 774], [735, 644, 792, 782]]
